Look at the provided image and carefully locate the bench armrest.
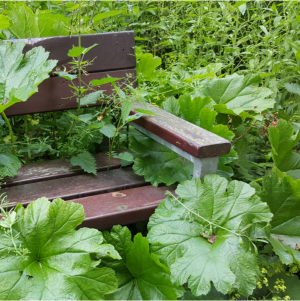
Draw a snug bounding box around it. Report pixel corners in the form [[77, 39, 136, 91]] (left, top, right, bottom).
[[130, 103, 231, 179]]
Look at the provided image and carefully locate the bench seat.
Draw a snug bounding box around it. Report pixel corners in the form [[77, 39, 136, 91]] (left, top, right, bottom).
[[2, 155, 173, 230]]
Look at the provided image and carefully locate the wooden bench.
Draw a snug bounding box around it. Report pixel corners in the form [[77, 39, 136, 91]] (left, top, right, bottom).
[[1, 32, 231, 230]]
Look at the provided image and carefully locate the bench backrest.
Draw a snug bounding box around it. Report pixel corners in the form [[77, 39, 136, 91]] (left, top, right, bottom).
[[4, 31, 231, 168], [5, 31, 136, 116]]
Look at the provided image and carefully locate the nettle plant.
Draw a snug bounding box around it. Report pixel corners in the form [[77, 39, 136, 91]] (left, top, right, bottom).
[[55, 40, 156, 174], [52, 1, 157, 174]]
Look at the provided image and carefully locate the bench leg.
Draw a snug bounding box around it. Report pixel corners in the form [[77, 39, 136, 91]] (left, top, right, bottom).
[[130, 122, 219, 180], [192, 157, 219, 180]]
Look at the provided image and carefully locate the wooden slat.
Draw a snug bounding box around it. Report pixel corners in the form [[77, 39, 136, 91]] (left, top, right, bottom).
[[10, 32, 136, 73], [131, 103, 231, 158], [2, 152, 121, 188], [2, 168, 146, 208], [5, 69, 136, 116], [77, 185, 175, 230]]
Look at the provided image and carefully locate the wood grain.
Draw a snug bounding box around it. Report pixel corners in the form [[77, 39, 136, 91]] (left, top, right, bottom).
[[77, 185, 175, 230], [3, 152, 122, 187], [5, 69, 136, 116], [3, 168, 146, 208], [9, 31, 136, 73]]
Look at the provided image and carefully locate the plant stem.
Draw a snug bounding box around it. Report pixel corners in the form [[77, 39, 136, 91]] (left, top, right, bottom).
[[168, 192, 251, 240], [68, 1, 82, 139], [232, 121, 257, 146], [107, 117, 122, 171], [1, 112, 14, 143], [24, 115, 28, 135]]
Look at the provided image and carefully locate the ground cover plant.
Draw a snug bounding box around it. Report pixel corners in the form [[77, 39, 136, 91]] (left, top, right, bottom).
[[1, 1, 300, 300]]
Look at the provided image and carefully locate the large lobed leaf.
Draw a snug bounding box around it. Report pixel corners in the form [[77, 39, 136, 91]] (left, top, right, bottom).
[[0, 197, 119, 300], [101, 225, 181, 300], [5, 4, 69, 38], [130, 129, 193, 186], [136, 53, 162, 81], [268, 119, 300, 179], [0, 40, 57, 113], [147, 175, 272, 297], [256, 168, 300, 265], [202, 74, 274, 116]]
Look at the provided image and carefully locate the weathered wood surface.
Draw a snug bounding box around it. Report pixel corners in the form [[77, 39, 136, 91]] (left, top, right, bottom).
[[5, 69, 136, 116], [10, 31, 136, 73], [131, 103, 231, 158], [2, 152, 121, 187], [77, 185, 175, 230], [3, 168, 146, 208]]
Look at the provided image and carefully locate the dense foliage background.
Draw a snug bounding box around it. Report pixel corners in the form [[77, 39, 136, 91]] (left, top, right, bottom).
[[1, 1, 300, 300]]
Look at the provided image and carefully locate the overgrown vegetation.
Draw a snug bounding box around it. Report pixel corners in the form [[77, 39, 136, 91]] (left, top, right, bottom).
[[1, 1, 300, 300]]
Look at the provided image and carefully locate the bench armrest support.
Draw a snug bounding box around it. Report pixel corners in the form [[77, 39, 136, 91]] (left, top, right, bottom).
[[130, 103, 231, 179]]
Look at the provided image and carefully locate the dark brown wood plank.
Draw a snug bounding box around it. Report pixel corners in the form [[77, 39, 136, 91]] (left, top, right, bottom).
[[5, 69, 136, 116], [76, 185, 175, 230], [2, 152, 121, 188], [2, 168, 146, 208], [9, 32, 136, 73], [131, 103, 231, 158]]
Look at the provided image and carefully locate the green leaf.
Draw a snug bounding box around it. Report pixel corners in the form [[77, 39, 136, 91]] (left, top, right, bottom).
[[159, 159, 194, 186], [0, 15, 9, 30], [90, 77, 123, 87], [0, 153, 22, 177], [0, 40, 57, 114], [6, 4, 39, 38], [268, 119, 300, 175], [238, 3, 247, 15], [178, 94, 211, 126], [79, 91, 104, 106], [202, 74, 274, 116], [6, 4, 68, 38], [268, 272, 300, 300], [0, 198, 118, 300], [36, 11, 69, 37], [258, 168, 300, 264], [93, 10, 125, 22], [101, 226, 180, 300], [70, 151, 97, 175], [82, 43, 98, 55], [148, 175, 272, 296], [125, 113, 144, 123], [181, 286, 226, 300], [134, 108, 159, 116], [112, 152, 134, 167], [100, 123, 116, 138], [68, 45, 85, 57], [136, 53, 162, 80], [55, 71, 77, 81], [130, 130, 192, 186], [162, 97, 181, 117], [233, 1, 249, 8], [285, 83, 300, 97], [77, 113, 93, 123], [199, 108, 234, 141], [121, 100, 133, 123]]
